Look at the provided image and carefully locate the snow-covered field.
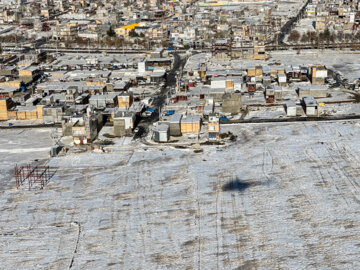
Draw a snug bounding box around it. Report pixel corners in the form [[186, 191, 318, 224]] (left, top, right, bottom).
[[245, 106, 286, 119], [0, 128, 55, 190], [273, 0, 306, 18], [1, 121, 360, 268], [320, 103, 360, 116], [292, 17, 315, 35]]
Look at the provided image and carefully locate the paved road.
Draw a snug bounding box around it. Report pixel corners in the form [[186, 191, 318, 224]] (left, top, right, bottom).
[[276, 0, 311, 45], [134, 53, 186, 139], [3, 42, 360, 55]]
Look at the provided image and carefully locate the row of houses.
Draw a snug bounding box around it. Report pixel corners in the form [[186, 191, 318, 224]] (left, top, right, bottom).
[[0, 50, 175, 146], [0, 0, 303, 56], [186, 61, 328, 86], [149, 53, 335, 143], [306, 0, 360, 31], [153, 114, 204, 142]]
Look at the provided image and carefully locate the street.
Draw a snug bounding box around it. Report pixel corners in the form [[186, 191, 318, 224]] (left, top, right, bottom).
[[134, 53, 187, 139]]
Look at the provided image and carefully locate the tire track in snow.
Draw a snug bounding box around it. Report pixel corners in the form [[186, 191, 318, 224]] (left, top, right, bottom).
[[301, 146, 343, 267], [262, 147, 273, 184], [305, 146, 351, 206], [325, 142, 360, 204], [68, 221, 81, 269], [215, 176, 220, 270]]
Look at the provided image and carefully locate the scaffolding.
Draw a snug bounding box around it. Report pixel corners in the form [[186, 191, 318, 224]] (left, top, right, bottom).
[[14, 164, 52, 190]]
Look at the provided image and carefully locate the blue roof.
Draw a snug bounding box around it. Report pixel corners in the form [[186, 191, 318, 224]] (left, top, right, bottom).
[[165, 110, 175, 116], [220, 117, 229, 121]]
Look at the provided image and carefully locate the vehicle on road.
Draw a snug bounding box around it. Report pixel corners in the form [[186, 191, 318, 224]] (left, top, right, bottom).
[[142, 108, 155, 117]]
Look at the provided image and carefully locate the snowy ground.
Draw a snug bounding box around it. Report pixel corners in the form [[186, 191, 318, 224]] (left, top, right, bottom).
[[0, 128, 55, 190], [273, 0, 306, 18], [1, 121, 360, 268], [319, 103, 360, 116], [288, 17, 315, 37], [245, 106, 286, 119], [0, 119, 44, 127]]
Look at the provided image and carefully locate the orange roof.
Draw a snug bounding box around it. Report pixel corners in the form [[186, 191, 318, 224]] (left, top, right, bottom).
[[122, 23, 139, 30]]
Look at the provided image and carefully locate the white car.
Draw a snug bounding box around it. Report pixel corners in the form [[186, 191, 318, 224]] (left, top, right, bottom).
[[141, 111, 153, 117]]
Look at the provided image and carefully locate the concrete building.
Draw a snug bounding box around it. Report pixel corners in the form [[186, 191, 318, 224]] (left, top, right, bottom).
[[265, 85, 283, 103], [43, 104, 65, 124], [19, 66, 39, 83], [208, 113, 220, 141], [89, 93, 118, 109], [278, 74, 287, 86], [181, 115, 201, 134], [169, 113, 182, 136], [72, 114, 99, 145], [311, 65, 327, 85], [298, 85, 327, 98], [285, 101, 297, 117], [222, 93, 242, 114], [113, 111, 136, 137], [153, 124, 170, 142], [0, 98, 14, 120], [303, 96, 318, 116], [116, 92, 133, 109]]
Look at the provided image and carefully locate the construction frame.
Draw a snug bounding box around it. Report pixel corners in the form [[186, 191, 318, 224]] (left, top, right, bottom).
[[14, 164, 52, 190]]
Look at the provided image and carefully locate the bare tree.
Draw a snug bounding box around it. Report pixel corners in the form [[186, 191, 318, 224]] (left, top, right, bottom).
[[300, 33, 309, 43], [288, 30, 300, 43]]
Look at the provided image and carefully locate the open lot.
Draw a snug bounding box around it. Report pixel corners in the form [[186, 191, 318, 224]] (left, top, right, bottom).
[[1, 121, 360, 268]]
